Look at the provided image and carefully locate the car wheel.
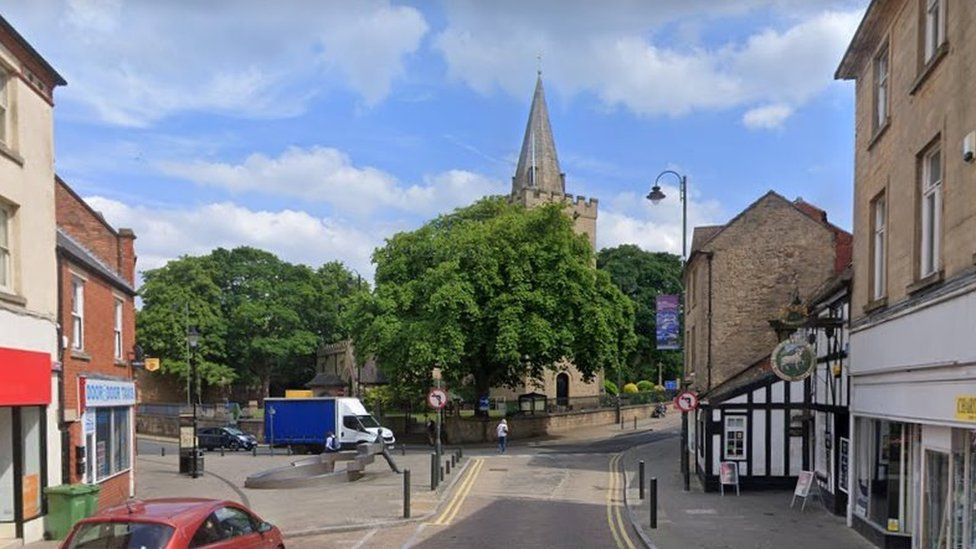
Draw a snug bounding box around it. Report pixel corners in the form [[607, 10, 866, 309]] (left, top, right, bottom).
[[228, 440, 240, 451]]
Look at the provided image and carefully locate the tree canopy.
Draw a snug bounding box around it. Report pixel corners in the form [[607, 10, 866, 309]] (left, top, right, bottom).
[[137, 247, 364, 398], [596, 244, 684, 383], [348, 197, 636, 403]]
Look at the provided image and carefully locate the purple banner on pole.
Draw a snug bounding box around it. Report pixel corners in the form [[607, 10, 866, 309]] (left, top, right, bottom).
[[656, 295, 681, 350]]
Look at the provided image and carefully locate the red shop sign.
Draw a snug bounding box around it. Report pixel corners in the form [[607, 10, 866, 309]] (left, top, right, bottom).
[[0, 347, 51, 405]]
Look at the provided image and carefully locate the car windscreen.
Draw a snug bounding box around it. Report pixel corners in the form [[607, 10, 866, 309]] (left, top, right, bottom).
[[224, 427, 245, 436], [357, 415, 380, 429], [68, 521, 175, 549]]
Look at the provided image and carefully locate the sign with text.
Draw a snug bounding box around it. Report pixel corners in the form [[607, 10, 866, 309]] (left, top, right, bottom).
[[793, 471, 814, 497], [664, 379, 677, 391], [82, 378, 136, 409], [719, 461, 740, 496], [838, 437, 849, 494], [655, 295, 681, 350], [956, 395, 976, 421]]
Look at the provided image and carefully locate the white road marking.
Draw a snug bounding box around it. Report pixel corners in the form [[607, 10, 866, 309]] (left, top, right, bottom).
[[400, 522, 428, 549], [351, 528, 378, 549]]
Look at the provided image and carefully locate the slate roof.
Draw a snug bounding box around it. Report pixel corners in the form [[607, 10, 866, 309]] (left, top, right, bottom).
[[57, 229, 136, 295]]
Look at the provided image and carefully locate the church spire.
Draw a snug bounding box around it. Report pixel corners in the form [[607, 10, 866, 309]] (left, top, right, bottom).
[[512, 73, 564, 196]]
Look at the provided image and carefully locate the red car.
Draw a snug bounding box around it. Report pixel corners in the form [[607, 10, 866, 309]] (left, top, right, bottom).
[[61, 498, 284, 549]]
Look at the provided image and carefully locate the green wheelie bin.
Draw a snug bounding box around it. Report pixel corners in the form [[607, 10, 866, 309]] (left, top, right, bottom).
[[44, 484, 101, 540]]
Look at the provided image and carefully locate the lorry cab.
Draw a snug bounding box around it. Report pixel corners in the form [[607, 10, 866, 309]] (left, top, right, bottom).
[[336, 398, 395, 447]]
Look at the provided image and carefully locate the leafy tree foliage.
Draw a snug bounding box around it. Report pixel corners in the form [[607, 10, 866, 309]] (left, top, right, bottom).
[[349, 197, 636, 406], [137, 247, 363, 398], [596, 244, 684, 383]]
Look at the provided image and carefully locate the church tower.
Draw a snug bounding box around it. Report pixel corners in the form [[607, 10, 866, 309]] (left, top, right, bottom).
[[510, 73, 598, 250]]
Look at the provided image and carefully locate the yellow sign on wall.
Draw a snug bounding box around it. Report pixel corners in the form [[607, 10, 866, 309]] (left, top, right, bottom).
[[144, 357, 160, 372], [956, 395, 976, 422], [285, 390, 313, 398]]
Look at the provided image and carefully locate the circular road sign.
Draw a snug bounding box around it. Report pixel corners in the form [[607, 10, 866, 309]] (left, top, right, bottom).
[[427, 388, 448, 410], [674, 391, 699, 413]]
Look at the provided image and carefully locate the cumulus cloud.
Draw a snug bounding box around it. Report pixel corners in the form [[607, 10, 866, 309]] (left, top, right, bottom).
[[742, 103, 794, 130], [4, 0, 427, 126], [84, 196, 380, 277], [159, 146, 508, 217], [434, 2, 862, 123]]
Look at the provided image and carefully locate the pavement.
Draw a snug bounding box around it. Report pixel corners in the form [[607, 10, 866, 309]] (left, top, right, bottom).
[[620, 429, 875, 549]]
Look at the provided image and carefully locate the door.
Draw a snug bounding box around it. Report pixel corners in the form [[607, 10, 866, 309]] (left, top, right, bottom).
[[921, 448, 950, 549], [556, 373, 569, 407]]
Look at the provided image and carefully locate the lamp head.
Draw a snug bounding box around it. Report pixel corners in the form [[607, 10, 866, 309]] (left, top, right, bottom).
[[646, 185, 666, 205], [187, 326, 201, 348]]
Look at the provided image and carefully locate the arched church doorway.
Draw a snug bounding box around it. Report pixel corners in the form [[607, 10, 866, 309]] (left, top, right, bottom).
[[556, 373, 569, 407]]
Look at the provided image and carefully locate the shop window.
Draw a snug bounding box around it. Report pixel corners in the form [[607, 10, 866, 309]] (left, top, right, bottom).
[[923, 449, 949, 548], [20, 407, 41, 521], [854, 419, 911, 533], [0, 408, 11, 522], [93, 407, 131, 481], [950, 430, 975, 548], [724, 415, 747, 460]]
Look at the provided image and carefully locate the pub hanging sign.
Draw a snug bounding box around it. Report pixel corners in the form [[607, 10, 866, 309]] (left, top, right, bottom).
[[771, 335, 816, 382]]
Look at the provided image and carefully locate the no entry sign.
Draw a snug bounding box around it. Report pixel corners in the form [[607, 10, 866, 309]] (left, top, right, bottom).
[[427, 388, 448, 409], [674, 391, 699, 413]]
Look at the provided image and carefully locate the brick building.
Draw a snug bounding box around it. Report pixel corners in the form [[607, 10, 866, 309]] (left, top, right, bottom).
[[683, 192, 851, 491], [0, 14, 66, 544], [55, 177, 138, 511], [836, 1, 976, 546]]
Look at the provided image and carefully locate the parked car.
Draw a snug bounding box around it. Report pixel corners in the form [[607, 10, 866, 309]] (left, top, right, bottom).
[[61, 498, 283, 549], [198, 427, 258, 451]]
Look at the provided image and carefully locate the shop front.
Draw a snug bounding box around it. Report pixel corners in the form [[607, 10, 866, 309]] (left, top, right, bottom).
[[79, 377, 136, 508], [0, 347, 51, 541]]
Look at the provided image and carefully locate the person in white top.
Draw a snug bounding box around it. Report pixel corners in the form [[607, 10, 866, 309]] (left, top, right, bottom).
[[496, 419, 509, 453]]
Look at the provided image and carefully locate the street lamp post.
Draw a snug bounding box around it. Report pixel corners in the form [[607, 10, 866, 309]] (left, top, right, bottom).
[[647, 170, 691, 492], [187, 326, 201, 479]]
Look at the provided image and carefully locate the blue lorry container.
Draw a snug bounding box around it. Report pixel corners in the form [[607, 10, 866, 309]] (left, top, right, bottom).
[[264, 398, 336, 450]]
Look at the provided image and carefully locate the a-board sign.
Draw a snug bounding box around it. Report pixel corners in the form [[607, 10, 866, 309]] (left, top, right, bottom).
[[794, 471, 814, 497], [719, 461, 740, 496], [838, 437, 850, 494]]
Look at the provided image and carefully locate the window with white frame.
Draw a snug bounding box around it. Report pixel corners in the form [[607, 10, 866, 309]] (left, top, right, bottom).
[[920, 145, 942, 278], [71, 277, 84, 350], [113, 298, 123, 360], [0, 68, 7, 145], [874, 46, 889, 130], [724, 415, 747, 460], [924, 0, 945, 63], [92, 407, 131, 481], [0, 204, 10, 291], [871, 193, 886, 299]]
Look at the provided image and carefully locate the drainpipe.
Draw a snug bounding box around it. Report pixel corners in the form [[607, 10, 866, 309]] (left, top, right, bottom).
[[706, 252, 714, 392], [55, 249, 70, 485]]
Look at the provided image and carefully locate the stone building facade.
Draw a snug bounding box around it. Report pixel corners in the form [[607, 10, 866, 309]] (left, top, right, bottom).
[[837, 1, 976, 546], [0, 15, 65, 544], [55, 177, 138, 512], [684, 192, 851, 392]]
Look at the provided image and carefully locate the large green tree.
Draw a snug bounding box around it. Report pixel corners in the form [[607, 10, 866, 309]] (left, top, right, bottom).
[[596, 244, 683, 383], [349, 197, 636, 407], [138, 247, 362, 398]]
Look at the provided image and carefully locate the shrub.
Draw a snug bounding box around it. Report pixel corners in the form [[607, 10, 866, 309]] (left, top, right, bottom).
[[604, 380, 619, 396], [622, 383, 639, 394], [636, 380, 655, 393]]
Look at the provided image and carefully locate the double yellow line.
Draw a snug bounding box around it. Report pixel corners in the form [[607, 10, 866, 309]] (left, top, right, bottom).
[[607, 454, 636, 549], [432, 458, 484, 526]]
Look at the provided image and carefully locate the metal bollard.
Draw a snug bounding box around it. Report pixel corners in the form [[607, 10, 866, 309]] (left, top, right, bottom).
[[220, 445, 225, 457], [440, 465, 445, 482], [451, 453, 456, 468], [161, 447, 166, 457], [401, 444, 406, 456], [430, 453, 437, 490], [650, 477, 658, 529], [252, 446, 257, 457], [459, 447, 463, 459], [403, 469, 411, 518], [634, 417, 637, 430], [446, 460, 451, 475], [639, 461, 645, 500]]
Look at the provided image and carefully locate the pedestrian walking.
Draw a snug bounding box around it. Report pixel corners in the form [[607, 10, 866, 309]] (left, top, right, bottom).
[[426, 418, 436, 447], [496, 418, 509, 453], [324, 431, 341, 453]]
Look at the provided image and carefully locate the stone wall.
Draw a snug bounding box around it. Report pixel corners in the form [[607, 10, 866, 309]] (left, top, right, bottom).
[[136, 414, 264, 440], [442, 402, 660, 444]]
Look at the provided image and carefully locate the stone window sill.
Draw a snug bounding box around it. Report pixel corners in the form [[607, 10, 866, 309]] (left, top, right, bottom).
[[0, 290, 27, 307], [863, 296, 888, 314], [70, 350, 92, 362], [0, 141, 24, 166], [910, 43, 948, 95], [114, 359, 128, 367], [867, 119, 890, 151], [906, 269, 944, 295]]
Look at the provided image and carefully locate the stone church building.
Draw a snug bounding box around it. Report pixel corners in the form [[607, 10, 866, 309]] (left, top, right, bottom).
[[490, 74, 603, 409]]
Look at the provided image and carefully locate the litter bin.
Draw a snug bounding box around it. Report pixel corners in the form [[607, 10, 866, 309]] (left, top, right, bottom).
[[179, 449, 205, 476], [44, 483, 101, 540]]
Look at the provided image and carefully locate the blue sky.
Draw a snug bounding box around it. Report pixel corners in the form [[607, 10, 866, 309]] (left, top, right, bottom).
[[3, 0, 866, 278]]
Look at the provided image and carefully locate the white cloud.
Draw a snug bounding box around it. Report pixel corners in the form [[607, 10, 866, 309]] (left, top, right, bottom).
[[742, 103, 794, 130], [597, 185, 725, 254], [434, 2, 862, 121], [159, 146, 508, 217], [84, 196, 381, 277], [4, 0, 427, 126]]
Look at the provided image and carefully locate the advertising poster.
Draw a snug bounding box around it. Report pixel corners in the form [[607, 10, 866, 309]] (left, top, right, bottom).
[[656, 295, 681, 350]]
